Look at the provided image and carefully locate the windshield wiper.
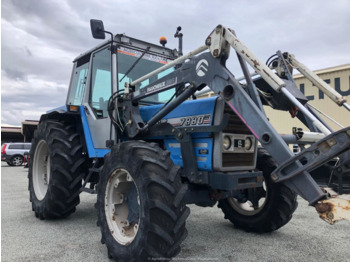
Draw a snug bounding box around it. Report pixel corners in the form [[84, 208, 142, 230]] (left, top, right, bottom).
[[119, 46, 151, 82]]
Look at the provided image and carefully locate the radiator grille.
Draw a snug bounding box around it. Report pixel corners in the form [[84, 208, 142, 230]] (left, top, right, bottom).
[[223, 105, 252, 134], [222, 104, 256, 168], [222, 153, 255, 167]]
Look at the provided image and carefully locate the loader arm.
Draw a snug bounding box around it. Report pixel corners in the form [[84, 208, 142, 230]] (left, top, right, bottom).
[[120, 25, 350, 223], [286, 53, 350, 110]]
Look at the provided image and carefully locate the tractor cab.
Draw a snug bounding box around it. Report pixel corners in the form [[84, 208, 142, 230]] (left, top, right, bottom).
[[67, 32, 178, 109], [65, 22, 178, 153]]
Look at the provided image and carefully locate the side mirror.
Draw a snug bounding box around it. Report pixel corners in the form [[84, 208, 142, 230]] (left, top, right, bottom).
[[90, 19, 105, 39]]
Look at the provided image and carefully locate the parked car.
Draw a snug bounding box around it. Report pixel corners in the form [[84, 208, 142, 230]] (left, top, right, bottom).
[[1, 143, 31, 166]]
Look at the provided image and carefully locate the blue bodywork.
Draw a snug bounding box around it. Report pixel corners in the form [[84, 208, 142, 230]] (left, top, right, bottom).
[[54, 97, 218, 170], [47, 105, 67, 113], [140, 97, 217, 171], [140, 97, 217, 125]]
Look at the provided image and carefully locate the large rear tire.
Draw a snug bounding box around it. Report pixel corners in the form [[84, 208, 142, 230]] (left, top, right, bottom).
[[28, 119, 85, 219], [218, 148, 298, 233], [97, 141, 190, 261]]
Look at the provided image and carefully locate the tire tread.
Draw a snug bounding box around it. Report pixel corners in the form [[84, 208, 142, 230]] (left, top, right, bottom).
[[97, 141, 189, 261], [28, 119, 85, 219]]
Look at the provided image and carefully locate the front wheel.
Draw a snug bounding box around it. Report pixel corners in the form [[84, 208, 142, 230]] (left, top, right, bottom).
[[218, 148, 298, 233], [97, 141, 190, 261]]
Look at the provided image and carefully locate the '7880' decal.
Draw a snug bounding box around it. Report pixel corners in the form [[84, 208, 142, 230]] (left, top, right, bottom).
[[165, 114, 211, 127]]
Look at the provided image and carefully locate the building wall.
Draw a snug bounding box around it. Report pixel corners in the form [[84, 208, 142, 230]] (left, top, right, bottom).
[[265, 64, 350, 134]]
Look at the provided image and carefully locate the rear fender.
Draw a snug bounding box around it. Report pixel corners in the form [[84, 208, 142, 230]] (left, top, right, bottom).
[[39, 110, 86, 152]]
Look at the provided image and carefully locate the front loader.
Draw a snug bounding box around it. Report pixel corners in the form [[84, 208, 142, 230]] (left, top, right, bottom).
[[28, 20, 350, 261]]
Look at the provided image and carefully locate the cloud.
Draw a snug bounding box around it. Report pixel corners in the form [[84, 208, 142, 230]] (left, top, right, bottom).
[[2, 0, 350, 125], [1, 70, 68, 124]]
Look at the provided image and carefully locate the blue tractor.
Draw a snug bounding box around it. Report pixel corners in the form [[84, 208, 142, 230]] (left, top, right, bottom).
[[28, 20, 350, 261]]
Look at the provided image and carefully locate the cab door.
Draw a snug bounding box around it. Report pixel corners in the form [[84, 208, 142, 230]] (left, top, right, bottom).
[[82, 46, 113, 156]]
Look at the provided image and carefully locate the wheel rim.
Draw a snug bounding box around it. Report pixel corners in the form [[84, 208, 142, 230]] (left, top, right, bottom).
[[13, 156, 23, 166], [105, 168, 140, 245], [227, 181, 267, 216], [32, 140, 51, 201]]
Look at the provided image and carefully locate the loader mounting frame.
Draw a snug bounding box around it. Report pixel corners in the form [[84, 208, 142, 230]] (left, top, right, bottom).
[[118, 25, 350, 206]]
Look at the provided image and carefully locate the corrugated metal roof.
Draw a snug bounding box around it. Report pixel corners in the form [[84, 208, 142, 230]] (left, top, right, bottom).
[[1, 127, 21, 133], [22, 120, 39, 125]]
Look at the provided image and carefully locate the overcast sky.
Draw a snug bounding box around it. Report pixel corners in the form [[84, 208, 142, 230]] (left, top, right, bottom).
[[2, 0, 350, 126]]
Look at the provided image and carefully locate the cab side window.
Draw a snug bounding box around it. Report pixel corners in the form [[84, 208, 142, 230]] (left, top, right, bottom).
[[90, 48, 111, 118], [67, 59, 89, 106]]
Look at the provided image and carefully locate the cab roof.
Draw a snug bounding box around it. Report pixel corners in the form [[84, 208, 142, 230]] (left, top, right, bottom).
[[73, 34, 178, 63]]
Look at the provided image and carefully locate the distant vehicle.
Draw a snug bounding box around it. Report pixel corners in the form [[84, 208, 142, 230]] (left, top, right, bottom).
[[1, 143, 31, 166]]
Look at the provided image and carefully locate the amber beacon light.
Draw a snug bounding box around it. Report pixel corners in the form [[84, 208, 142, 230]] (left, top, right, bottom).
[[159, 36, 167, 46]]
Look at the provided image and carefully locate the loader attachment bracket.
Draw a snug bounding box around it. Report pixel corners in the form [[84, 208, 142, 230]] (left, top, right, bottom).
[[271, 127, 350, 183], [316, 196, 350, 224]]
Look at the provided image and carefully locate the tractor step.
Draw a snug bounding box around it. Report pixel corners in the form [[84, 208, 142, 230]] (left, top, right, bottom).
[[271, 127, 350, 183]]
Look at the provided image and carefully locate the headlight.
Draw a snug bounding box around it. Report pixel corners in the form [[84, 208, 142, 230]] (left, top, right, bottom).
[[245, 137, 253, 150], [223, 135, 231, 150]]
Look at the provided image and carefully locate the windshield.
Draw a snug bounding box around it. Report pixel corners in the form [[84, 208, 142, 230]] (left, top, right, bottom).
[[117, 46, 175, 103]]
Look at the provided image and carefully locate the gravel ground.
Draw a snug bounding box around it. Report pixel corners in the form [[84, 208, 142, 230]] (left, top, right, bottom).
[[2, 162, 350, 262]]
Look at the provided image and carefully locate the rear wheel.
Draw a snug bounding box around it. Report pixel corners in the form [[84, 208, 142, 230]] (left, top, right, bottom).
[[97, 141, 190, 261], [28, 119, 86, 219], [218, 148, 298, 233], [11, 155, 23, 166]]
